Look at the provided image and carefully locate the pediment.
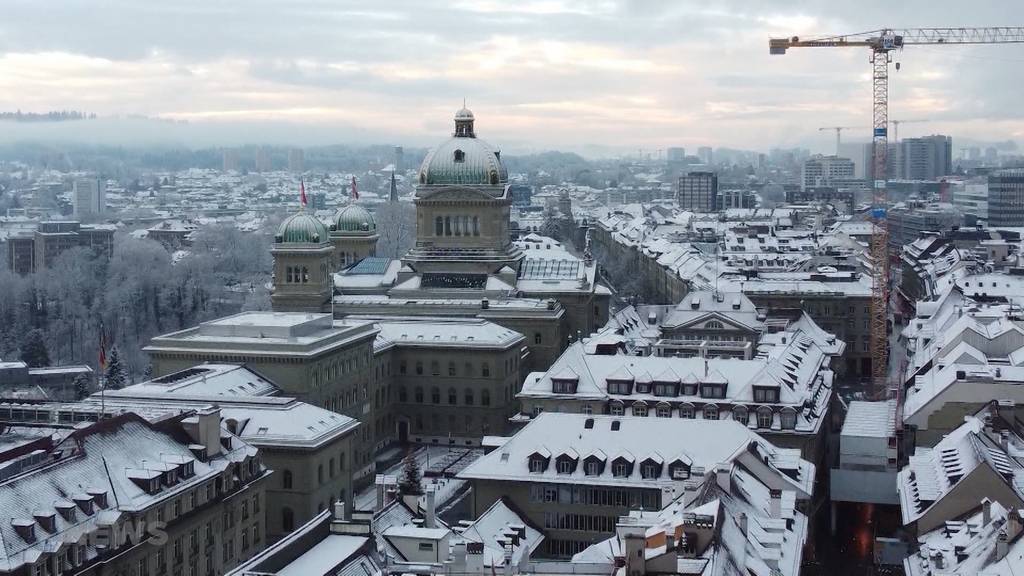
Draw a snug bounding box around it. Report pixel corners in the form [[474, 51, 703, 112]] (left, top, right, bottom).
[[417, 186, 498, 202]]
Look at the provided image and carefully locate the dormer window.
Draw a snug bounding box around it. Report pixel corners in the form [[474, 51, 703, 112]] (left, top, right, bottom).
[[607, 380, 633, 395], [611, 458, 632, 478], [454, 149, 466, 163], [528, 450, 550, 473], [552, 377, 578, 394], [753, 386, 780, 403], [640, 459, 662, 479], [669, 459, 691, 480], [555, 452, 578, 474]]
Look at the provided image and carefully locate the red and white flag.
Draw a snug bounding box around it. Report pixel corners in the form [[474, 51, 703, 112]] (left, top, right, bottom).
[[300, 179, 308, 207], [351, 176, 359, 200]]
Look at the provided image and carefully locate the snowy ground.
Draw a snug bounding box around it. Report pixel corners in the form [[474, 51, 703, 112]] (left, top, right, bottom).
[[353, 445, 482, 512]]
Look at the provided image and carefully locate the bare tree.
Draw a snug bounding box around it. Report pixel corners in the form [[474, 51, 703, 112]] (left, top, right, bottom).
[[375, 201, 417, 259]]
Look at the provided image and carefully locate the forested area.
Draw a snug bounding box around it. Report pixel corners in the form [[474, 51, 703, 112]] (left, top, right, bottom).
[[0, 224, 273, 385]]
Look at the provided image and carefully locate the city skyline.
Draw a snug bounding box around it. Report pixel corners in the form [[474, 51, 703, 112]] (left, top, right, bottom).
[[0, 1, 1022, 154]]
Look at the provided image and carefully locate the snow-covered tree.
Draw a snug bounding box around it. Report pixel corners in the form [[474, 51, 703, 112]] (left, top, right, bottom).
[[398, 453, 423, 496], [104, 346, 127, 390], [19, 328, 50, 367], [72, 373, 91, 400]]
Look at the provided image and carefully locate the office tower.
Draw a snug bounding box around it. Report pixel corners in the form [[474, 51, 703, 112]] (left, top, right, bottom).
[[72, 177, 105, 218], [677, 171, 718, 212], [988, 169, 1024, 226], [222, 148, 240, 172], [666, 147, 686, 162], [697, 146, 713, 165], [801, 155, 855, 190], [898, 135, 953, 180], [255, 147, 272, 172], [287, 148, 305, 172], [394, 146, 404, 173]]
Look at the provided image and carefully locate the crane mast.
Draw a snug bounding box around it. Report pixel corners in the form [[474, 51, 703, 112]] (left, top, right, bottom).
[[770, 27, 1024, 395]]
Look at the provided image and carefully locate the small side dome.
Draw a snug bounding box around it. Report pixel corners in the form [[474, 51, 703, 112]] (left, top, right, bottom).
[[333, 204, 376, 233], [276, 213, 329, 244], [454, 106, 474, 121]]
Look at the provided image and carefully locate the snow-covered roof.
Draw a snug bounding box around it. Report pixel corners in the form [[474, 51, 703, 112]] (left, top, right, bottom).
[[458, 413, 813, 497], [0, 413, 259, 573], [370, 317, 524, 350], [842, 400, 897, 439], [519, 337, 834, 436], [906, 499, 1024, 576], [898, 414, 1024, 528]]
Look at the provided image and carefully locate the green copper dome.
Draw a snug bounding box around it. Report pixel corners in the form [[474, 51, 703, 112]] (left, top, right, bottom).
[[333, 204, 375, 233], [418, 107, 508, 187], [276, 212, 329, 244]]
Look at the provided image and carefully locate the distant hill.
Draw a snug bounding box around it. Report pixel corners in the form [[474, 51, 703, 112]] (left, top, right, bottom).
[[0, 110, 95, 122]]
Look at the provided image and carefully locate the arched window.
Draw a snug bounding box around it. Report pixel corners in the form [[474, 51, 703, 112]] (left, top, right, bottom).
[[445, 216, 452, 236], [482, 363, 490, 377], [465, 388, 474, 406], [435, 216, 443, 236], [656, 403, 672, 418], [703, 404, 719, 421], [454, 215, 462, 236], [679, 403, 695, 419], [757, 407, 773, 428], [282, 470, 293, 490], [482, 389, 491, 406], [448, 388, 458, 405], [454, 149, 465, 163], [632, 402, 648, 417], [282, 508, 295, 533], [733, 405, 748, 424], [431, 387, 440, 404], [609, 401, 624, 416], [781, 408, 797, 429], [329, 458, 335, 477], [416, 361, 423, 375], [473, 216, 480, 236], [317, 464, 324, 485], [414, 387, 424, 403], [339, 452, 346, 470]]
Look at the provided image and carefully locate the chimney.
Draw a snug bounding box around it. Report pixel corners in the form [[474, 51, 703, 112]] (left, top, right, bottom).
[[1009, 509, 1023, 540], [334, 500, 349, 522], [184, 406, 223, 458], [424, 486, 437, 529], [769, 490, 782, 519], [997, 530, 1010, 561], [375, 474, 386, 510], [983, 498, 993, 526], [715, 464, 731, 493]]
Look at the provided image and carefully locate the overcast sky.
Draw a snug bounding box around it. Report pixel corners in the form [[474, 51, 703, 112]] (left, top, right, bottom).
[[0, 1, 1021, 154]]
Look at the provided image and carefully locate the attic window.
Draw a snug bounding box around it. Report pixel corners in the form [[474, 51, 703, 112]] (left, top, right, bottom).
[[584, 418, 594, 429], [611, 420, 621, 431], [454, 149, 466, 163]]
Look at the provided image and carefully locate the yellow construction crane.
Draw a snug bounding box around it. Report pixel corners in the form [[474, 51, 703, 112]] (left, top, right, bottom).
[[817, 126, 861, 155], [770, 27, 1024, 393]]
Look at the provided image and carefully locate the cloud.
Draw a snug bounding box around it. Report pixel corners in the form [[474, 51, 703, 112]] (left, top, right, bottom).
[[0, 0, 1020, 153]]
